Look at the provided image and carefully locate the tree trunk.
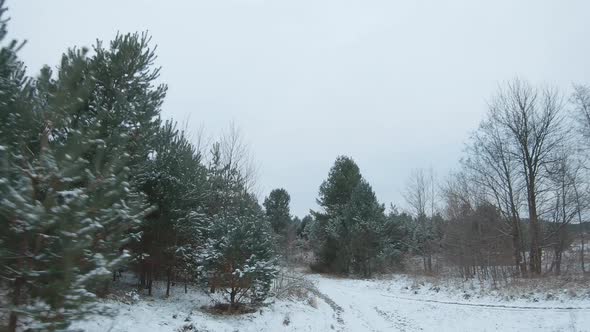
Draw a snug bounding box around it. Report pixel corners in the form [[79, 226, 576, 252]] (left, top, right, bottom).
[[527, 177, 542, 275], [8, 276, 23, 332], [582, 223, 586, 274], [166, 268, 172, 297], [510, 216, 526, 276], [9, 235, 28, 332], [554, 249, 562, 276], [148, 262, 154, 296], [140, 262, 146, 289], [576, 199, 586, 273], [230, 289, 237, 309]]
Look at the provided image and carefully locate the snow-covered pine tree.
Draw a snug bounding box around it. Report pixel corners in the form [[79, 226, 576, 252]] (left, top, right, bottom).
[[377, 207, 410, 271], [199, 140, 276, 307], [174, 209, 207, 294], [309, 156, 362, 273], [0, 24, 147, 330], [198, 192, 277, 308], [37, 31, 170, 297], [344, 179, 386, 277], [134, 121, 208, 296], [263, 188, 297, 263], [0, 6, 37, 329], [85, 32, 166, 175], [308, 156, 405, 276], [204, 141, 249, 217]]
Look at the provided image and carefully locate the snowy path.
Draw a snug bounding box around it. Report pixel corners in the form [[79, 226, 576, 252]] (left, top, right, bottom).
[[312, 275, 590, 332], [73, 274, 590, 332]]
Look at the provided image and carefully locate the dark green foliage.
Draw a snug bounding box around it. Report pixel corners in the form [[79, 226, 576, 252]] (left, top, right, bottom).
[[263, 188, 292, 234], [198, 193, 277, 307], [187, 135, 277, 305], [402, 211, 445, 274], [0, 18, 148, 329], [379, 208, 411, 268], [316, 156, 362, 215], [0, 47, 35, 156], [204, 141, 248, 216], [34, 31, 166, 192], [309, 156, 402, 276], [30, 30, 169, 296], [310, 156, 362, 273], [345, 180, 386, 277], [0, 4, 278, 326], [297, 214, 313, 238], [84, 32, 166, 172], [133, 121, 208, 294]]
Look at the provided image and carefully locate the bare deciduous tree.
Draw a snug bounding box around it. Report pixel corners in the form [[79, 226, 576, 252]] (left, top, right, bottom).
[[219, 122, 259, 193], [571, 84, 590, 273], [403, 168, 439, 273], [463, 112, 527, 275], [572, 84, 590, 143], [482, 79, 566, 275], [544, 150, 580, 275], [403, 168, 437, 218], [572, 171, 589, 274]]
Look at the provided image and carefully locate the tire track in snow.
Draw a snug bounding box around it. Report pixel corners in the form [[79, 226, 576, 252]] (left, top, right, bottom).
[[379, 294, 590, 312], [307, 286, 345, 331], [312, 278, 419, 332], [569, 311, 578, 332], [374, 307, 423, 332], [347, 303, 379, 332], [308, 275, 589, 331]]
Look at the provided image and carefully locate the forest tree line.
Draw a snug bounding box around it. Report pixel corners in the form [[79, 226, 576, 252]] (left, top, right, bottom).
[[0, 6, 278, 330], [303, 79, 590, 281]]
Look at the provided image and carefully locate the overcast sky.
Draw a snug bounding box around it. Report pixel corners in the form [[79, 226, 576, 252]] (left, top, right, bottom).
[[8, 0, 590, 217]]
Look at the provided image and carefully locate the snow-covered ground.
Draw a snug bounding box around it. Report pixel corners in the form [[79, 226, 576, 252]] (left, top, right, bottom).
[[310, 275, 590, 332], [71, 278, 337, 332], [72, 273, 590, 332]]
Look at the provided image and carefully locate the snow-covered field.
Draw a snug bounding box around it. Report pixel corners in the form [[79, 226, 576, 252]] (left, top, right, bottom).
[[72, 274, 590, 332]]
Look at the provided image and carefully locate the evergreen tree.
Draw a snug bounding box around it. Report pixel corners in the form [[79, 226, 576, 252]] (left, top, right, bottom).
[[298, 214, 314, 238], [82, 32, 165, 174], [379, 208, 411, 270], [344, 179, 386, 277], [263, 188, 291, 234], [205, 142, 247, 217], [316, 156, 362, 215], [308, 156, 405, 275], [198, 193, 277, 308], [133, 121, 208, 295], [405, 213, 444, 273], [0, 24, 35, 159], [0, 39, 147, 331], [309, 156, 362, 273], [40, 31, 180, 296], [192, 135, 277, 306]]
